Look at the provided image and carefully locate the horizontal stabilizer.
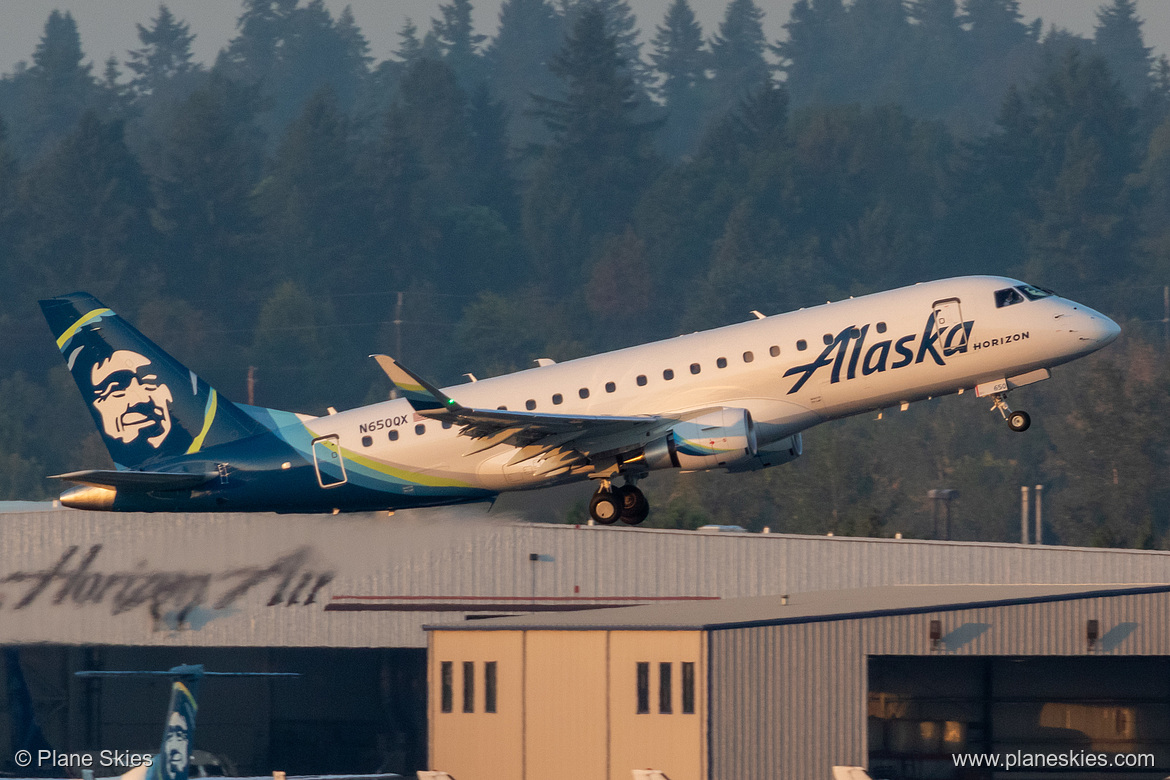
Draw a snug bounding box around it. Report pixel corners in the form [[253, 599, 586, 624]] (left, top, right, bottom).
[[50, 469, 216, 492]]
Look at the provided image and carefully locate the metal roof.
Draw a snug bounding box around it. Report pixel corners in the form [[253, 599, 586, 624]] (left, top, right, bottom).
[[426, 582, 1170, 631]]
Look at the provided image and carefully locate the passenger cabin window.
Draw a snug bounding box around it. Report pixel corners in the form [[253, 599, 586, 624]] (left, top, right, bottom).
[[495, 407, 506, 411], [743, 351, 754, 363], [769, 345, 780, 357], [995, 287, 1026, 307], [415, 424, 426, 435], [823, 333, 833, 345], [526, 399, 536, 410], [663, 369, 674, 380], [636, 375, 647, 387], [690, 363, 701, 375], [716, 357, 727, 368], [579, 388, 589, 399], [388, 430, 399, 441], [361, 435, 372, 447], [605, 381, 616, 393], [552, 393, 563, 405], [876, 322, 887, 334], [442, 421, 453, 428], [797, 340, 807, 351]]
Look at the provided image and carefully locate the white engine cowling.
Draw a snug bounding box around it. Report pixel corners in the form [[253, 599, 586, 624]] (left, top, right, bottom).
[[642, 408, 758, 471], [725, 433, 803, 472]]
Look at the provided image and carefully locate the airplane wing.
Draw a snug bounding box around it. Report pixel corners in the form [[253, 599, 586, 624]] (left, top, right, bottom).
[[371, 355, 675, 467], [49, 469, 217, 491]]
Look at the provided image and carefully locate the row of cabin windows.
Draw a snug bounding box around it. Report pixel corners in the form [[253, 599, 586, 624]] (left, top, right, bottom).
[[360, 323, 893, 441], [361, 420, 455, 448], [440, 660, 498, 714], [636, 661, 696, 715]]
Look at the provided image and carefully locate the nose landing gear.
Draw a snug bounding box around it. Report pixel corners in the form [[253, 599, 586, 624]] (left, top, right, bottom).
[[990, 392, 1031, 432], [588, 479, 650, 525]]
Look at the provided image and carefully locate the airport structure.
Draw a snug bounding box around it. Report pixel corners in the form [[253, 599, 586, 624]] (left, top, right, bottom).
[[3, 506, 1170, 778]]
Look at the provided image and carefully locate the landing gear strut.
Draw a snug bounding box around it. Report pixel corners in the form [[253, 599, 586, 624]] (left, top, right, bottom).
[[589, 479, 649, 525], [990, 392, 1031, 432]]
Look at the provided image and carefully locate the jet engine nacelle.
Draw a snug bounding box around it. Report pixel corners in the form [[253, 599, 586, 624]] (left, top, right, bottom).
[[724, 433, 803, 472], [642, 407, 758, 471]]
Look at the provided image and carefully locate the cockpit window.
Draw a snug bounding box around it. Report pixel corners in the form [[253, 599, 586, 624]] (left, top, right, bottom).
[[1017, 284, 1055, 300], [995, 287, 1025, 308]]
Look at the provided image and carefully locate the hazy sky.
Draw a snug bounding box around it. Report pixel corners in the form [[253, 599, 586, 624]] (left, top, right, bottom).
[[0, 0, 1166, 78]]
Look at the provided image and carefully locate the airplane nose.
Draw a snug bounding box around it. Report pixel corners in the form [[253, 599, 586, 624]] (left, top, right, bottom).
[[1062, 304, 1120, 349]]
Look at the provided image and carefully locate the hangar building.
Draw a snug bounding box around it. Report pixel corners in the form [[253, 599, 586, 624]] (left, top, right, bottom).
[[427, 584, 1170, 780], [3, 506, 1170, 776]]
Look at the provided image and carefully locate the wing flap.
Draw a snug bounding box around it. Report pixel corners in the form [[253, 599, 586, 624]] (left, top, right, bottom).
[[50, 470, 217, 492]]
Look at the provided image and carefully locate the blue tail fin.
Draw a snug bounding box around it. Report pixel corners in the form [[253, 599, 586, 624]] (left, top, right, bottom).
[[40, 293, 263, 469]]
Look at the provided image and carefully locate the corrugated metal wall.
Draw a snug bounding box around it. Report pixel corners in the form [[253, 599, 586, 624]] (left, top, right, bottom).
[[708, 591, 1170, 779], [3, 507, 1170, 647]]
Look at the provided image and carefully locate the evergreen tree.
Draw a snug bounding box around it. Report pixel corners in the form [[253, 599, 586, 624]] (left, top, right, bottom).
[[563, 0, 648, 88], [432, 0, 487, 88], [905, 0, 966, 118], [525, 4, 660, 289], [484, 0, 563, 145], [1093, 0, 1152, 103], [709, 0, 770, 116], [126, 4, 198, 99], [16, 112, 157, 302], [395, 18, 426, 65], [17, 11, 96, 159], [649, 0, 708, 156], [777, 0, 846, 106], [150, 75, 267, 313]]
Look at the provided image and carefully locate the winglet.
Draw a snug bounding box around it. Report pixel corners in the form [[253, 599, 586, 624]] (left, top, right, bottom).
[[371, 355, 464, 413]]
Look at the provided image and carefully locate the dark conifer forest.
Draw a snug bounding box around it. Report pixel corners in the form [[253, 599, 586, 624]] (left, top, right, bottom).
[[2, 0, 1169, 546]]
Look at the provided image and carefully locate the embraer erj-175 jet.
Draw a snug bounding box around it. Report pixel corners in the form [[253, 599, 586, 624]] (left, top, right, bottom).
[[41, 276, 1119, 523]]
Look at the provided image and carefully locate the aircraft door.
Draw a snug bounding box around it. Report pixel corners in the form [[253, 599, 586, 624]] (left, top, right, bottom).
[[932, 298, 969, 356], [311, 435, 348, 488]]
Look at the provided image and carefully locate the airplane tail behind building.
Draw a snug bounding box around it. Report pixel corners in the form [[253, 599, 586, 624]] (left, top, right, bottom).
[[40, 293, 264, 470], [75, 665, 298, 780]]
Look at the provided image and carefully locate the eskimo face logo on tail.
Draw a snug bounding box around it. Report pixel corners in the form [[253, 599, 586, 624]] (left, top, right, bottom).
[[163, 710, 189, 778], [783, 313, 975, 395], [91, 350, 174, 448]]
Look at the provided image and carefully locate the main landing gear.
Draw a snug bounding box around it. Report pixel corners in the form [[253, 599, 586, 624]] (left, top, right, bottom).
[[990, 392, 1031, 432], [589, 479, 650, 525]]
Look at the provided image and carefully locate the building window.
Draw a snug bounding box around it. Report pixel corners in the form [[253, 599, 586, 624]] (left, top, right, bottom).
[[690, 363, 700, 375], [636, 375, 647, 387], [463, 661, 475, 713], [415, 424, 426, 435], [389, 430, 399, 441], [716, 357, 727, 368], [605, 382, 616, 393], [526, 399, 536, 410], [441, 662, 453, 713], [682, 662, 695, 714], [663, 369, 674, 380], [361, 435, 373, 447], [659, 662, 673, 714], [484, 661, 497, 714], [636, 662, 650, 714], [743, 351, 754, 363], [552, 393, 563, 405], [579, 388, 589, 399], [770, 345, 780, 357], [797, 340, 807, 351]]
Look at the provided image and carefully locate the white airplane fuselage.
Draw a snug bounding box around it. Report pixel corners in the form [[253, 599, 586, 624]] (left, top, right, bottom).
[[45, 276, 1120, 515], [305, 275, 1118, 491]]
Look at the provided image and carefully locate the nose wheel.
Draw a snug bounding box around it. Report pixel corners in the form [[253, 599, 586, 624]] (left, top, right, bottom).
[[589, 480, 650, 525], [991, 393, 1031, 432]]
